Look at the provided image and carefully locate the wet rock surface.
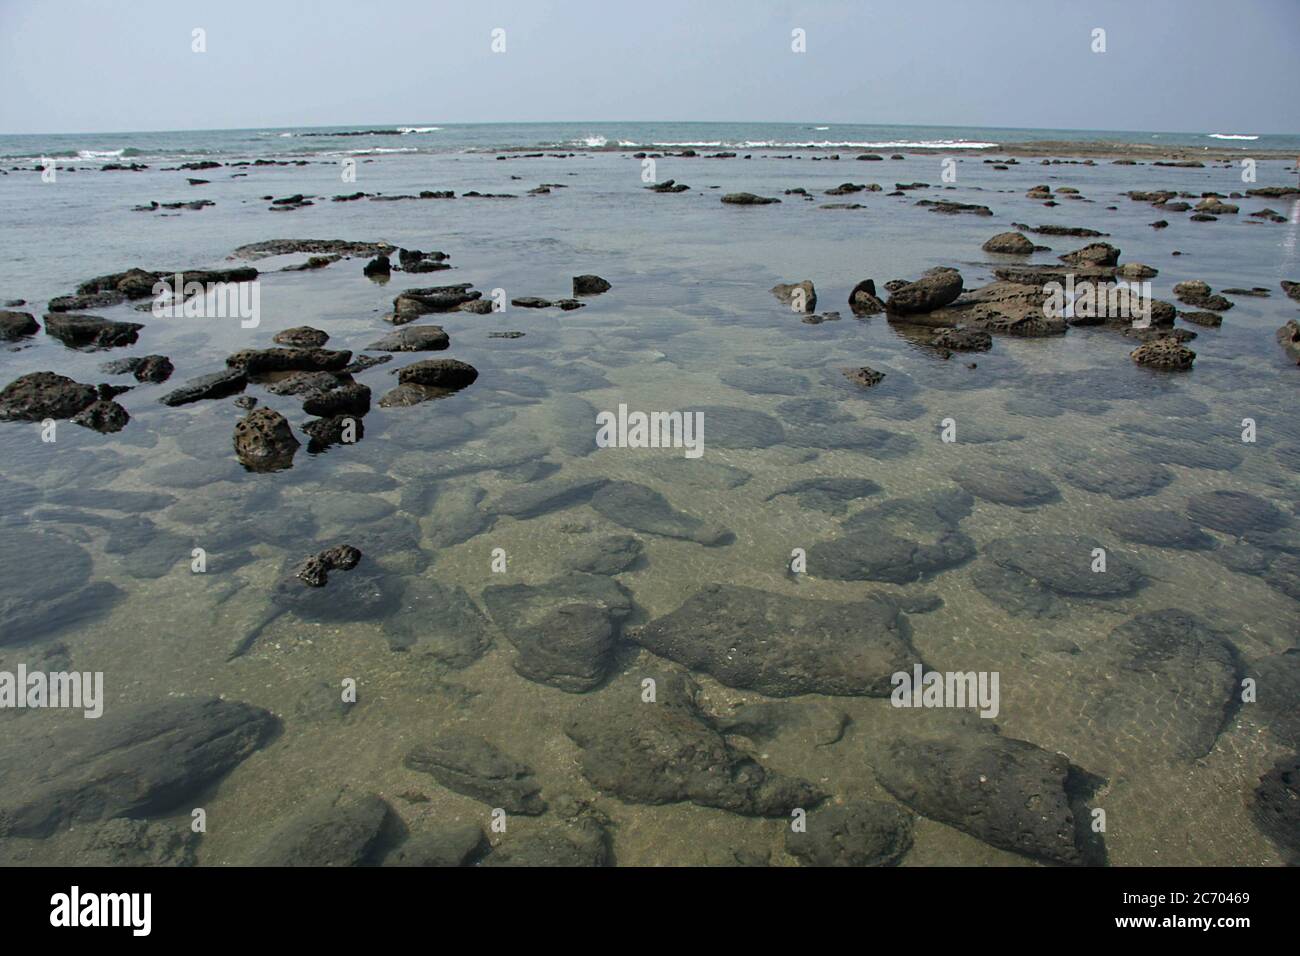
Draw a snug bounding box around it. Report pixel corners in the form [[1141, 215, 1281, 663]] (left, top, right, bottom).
[[590, 480, 732, 545], [973, 534, 1145, 617], [872, 718, 1105, 865], [565, 671, 823, 816], [0, 697, 277, 837], [785, 801, 914, 867], [404, 734, 546, 814], [248, 792, 394, 866], [631, 584, 918, 697]]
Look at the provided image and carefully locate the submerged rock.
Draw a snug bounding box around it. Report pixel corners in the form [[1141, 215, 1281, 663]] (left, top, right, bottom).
[[954, 462, 1060, 507], [0, 529, 120, 642], [973, 533, 1145, 616], [0, 697, 277, 837], [809, 526, 975, 584], [405, 735, 546, 815], [785, 801, 914, 867], [771, 280, 817, 312], [1056, 456, 1174, 499], [872, 718, 1105, 865], [1186, 490, 1287, 535], [249, 792, 393, 866], [1252, 754, 1300, 863], [565, 671, 822, 816], [764, 477, 881, 515], [590, 480, 732, 545], [631, 584, 918, 697], [1106, 509, 1216, 550], [559, 535, 644, 575], [383, 579, 493, 667]]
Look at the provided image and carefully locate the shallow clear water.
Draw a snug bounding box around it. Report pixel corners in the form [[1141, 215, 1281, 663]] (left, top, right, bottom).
[[0, 143, 1297, 866]]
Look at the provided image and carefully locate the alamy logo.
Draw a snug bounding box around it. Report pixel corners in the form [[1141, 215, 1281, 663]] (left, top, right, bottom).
[[152, 273, 261, 328], [890, 665, 1000, 718], [595, 403, 704, 459], [1043, 276, 1151, 326], [50, 886, 151, 936], [0, 666, 103, 718]]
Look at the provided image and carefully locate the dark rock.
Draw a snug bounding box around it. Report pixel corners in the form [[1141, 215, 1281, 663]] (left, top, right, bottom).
[[886, 268, 963, 315], [302, 382, 370, 417], [808, 526, 975, 584], [954, 462, 1060, 506], [1251, 754, 1300, 862], [296, 544, 362, 587], [632, 584, 918, 697], [226, 347, 352, 373], [233, 407, 299, 472], [486, 476, 609, 519], [873, 719, 1104, 865], [1186, 491, 1287, 534], [559, 535, 643, 574], [771, 280, 816, 312], [573, 275, 611, 295], [0, 311, 38, 340], [981, 232, 1034, 254], [842, 366, 885, 388], [1107, 509, 1216, 550], [590, 480, 731, 545], [785, 802, 913, 867], [249, 792, 393, 866], [931, 327, 992, 351], [764, 477, 881, 515], [382, 580, 494, 667], [272, 326, 329, 348], [565, 671, 822, 816], [721, 192, 780, 205], [404, 735, 546, 814], [0, 529, 121, 641], [0, 372, 97, 420], [397, 358, 479, 391], [0, 697, 276, 837], [43, 313, 142, 349], [385, 825, 486, 867], [159, 369, 247, 406], [367, 326, 450, 352], [70, 399, 129, 433]]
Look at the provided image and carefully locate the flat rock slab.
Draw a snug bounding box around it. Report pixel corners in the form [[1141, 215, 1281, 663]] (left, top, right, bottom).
[[631, 584, 918, 697], [973, 534, 1145, 617], [590, 480, 732, 545], [954, 462, 1060, 506], [565, 671, 823, 816], [764, 477, 882, 515], [1081, 610, 1240, 760], [1186, 491, 1288, 535], [809, 528, 975, 584], [404, 734, 546, 814], [0, 697, 277, 837], [486, 476, 609, 518], [872, 718, 1105, 865], [1056, 456, 1174, 499], [366, 325, 450, 352], [683, 405, 785, 449], [382, 579, 493, 668], [0, 528, 121, 642]]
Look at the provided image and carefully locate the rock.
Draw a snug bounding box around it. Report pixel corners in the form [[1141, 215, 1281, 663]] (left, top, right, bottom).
[[1107, 508, 1215, 549], [974, 534, 1144, 615], [632, 584, 918, 697], [233, 407, 299, 471], [721, 192, 780, 205], [873, 719, 1104, 865], [405, 735, 546, 814], [785, 802, 913, 867], [764, 477, 881, 515], [842, 366, 885, 388], [981, 231, 1034, 254], [102, 354, 173, 383], [479, 815, 612, 867], [1058, 242, 1120, 267], [272, 326, 329, 348], [559, 535, 643, 574], [848, 279, 886, 315], [249, 792, 393, 866], [685, 405, 784, 448], [916, 200, 993, 216], [565, 671, 822, 816], [1277, 319, 1300, 364], [0, 311, 38, 340], [302, 382, 370, 417], [511, 296, 552, 309], [362, 255, 391, 277], [1057, 457, 1173, 499], [1281, 280, 1300, 302], [771, 280, 817, 312], [295, 544, 362, 587], [385, 825, 486, 867], [1117, 262, 1158, 279], [0, 371, 97, 420], [720, 366, 810, 395], [886, 268, 963, 315], [1186, 491, 1287, 534], [0, 529, 121, 641], [1131, 337, 1195, 370], [226, 347, 352, 373], [383, 580, 493, 667], [1180, 310, 1222, 328], [1173, 280, 1232, 312], [70, 399, 129, 433], [42, 313, 142, 349], [397, 359, 479, 391], [159, 369, 247, 405], [931, 327, 992, 351], [486, 476, 609, 519], [808, 526, 975, 584], [954, 462, 1060, 506], [367, 325, 450, 352], [573, 275, 611, 295], [0, 697, 276, 837], [482, 573, 632, 693], [1084, 611, 1240, 759], [391, 284, 480, 322], [1251, 754, 1300, 862], [230, 239, 394, 261], [590, 480, 732, 545]]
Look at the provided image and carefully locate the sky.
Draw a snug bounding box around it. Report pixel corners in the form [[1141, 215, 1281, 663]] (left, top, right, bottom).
[[0, 0, 1297, 135]]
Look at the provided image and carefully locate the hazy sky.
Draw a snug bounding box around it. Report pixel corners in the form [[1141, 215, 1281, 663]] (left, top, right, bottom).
[[1, 0, 1297, 135]]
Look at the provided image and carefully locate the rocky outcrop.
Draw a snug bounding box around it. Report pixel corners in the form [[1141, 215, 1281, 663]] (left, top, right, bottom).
[[886, 268, 963, 316], [233, 407, 299, 471], [0, 371, 97, 420]]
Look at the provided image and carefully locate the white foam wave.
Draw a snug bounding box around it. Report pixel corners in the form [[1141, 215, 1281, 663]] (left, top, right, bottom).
[[1209, 133, 1259, 141], [398, 126, 442, 134]]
